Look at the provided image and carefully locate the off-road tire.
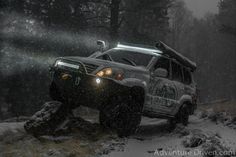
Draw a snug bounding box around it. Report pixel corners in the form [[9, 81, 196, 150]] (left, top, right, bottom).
[[49, 82, 63, 102], [176, 104, 190, 126], [168, 104, 190, 128], [99, 94, 143, 137], [167, 118, 177, 130], [24, 101, 69, 136], [99, 111, 112, 129]]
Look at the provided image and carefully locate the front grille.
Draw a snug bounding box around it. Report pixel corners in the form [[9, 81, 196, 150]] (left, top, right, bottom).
[[83, 63, 99, 73], [58, 60, 86, 73]]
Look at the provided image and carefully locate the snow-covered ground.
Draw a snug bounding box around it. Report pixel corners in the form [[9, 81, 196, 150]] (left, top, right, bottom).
[[0, 113, 236, 157], [102, 116, 236, 157]]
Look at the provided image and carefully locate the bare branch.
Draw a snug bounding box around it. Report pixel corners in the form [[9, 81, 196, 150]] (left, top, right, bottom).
[[86, 16, 110, 21], [118, 16, 124, 27]]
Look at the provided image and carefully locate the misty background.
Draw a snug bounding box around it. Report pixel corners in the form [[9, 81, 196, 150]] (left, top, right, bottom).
[[0, 0, 235, 119]]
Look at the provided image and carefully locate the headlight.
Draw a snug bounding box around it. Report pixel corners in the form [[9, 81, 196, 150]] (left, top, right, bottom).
[[96, 68, 112, 77], [96, 68, 123, 80]]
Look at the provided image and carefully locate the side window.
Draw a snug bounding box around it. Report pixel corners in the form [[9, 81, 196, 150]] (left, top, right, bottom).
[[183, 68, 192, 84], [171, 61, 183, 82], [153, 57, 170, 77]]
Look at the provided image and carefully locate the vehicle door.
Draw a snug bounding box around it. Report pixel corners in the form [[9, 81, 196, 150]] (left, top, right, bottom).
[[145, 56, 177, 116], [171, 61, 185, 110]]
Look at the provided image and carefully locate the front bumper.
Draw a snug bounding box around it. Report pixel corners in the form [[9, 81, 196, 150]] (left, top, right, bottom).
[[51, 64, 129, 109]]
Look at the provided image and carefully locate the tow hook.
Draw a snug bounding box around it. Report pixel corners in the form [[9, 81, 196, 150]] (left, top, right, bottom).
[[75, 77, 81, 86]]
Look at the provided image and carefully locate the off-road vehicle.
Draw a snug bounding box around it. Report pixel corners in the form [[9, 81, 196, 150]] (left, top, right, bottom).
[[24, 41, 197, 137]]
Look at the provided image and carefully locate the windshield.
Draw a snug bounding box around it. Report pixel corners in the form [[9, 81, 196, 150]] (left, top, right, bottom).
[[96, 49, 153, 67]]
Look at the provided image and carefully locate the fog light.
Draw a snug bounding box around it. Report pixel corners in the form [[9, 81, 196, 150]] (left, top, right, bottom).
[[95, 78, 101, 84]]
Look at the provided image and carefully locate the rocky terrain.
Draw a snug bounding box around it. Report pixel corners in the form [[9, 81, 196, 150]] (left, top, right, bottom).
[[1, 108, 236, 157]]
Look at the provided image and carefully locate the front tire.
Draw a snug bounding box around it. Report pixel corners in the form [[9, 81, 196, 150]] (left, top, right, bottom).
[[99, 94, 143, 137], [49, 82, 63, 102]]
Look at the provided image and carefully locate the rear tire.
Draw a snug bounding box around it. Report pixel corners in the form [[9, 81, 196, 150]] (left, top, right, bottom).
[[24, 101, 69, 136], [168, 104, 190, 129], [168, 118, 177, 130], [176, 104, 190, 126], [99, 110, 112, 129]]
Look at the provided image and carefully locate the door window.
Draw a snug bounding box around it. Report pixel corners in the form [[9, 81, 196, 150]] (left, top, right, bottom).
[[153, 57, 170, 77]]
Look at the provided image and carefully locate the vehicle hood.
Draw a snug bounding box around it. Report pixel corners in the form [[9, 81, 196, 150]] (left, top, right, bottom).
[[59, 56, 149, 74]]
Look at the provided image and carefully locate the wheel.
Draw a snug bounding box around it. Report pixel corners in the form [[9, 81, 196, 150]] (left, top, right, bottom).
[[167, 118, 177, 130], [49, 82, 63, 102], [24, 101, 70, 136], [99, 110, 112, 129], [176, 104, 190, 126], [100, 93, 143, 137]]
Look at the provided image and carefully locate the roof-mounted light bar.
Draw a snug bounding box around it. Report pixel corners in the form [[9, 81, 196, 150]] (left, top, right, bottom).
[[117, 43, 162, 54]]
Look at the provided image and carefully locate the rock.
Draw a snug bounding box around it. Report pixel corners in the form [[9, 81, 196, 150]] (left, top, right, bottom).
[[183, 131, 207, 148], [216, 112, 229, 123], [201, 136, 232, 157], [224, 120, 232, 126], [197, 111, 208, 119], [208, 112, 217, 122], [101, 148, 111, 155], [231, 116, 236, 124]]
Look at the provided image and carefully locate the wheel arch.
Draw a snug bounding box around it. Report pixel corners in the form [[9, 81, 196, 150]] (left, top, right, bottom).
[[174, 95, 193, 115]]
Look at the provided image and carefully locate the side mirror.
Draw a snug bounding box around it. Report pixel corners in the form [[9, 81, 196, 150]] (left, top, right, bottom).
[[153, 68, 168, 78], [97, 40, 106, 52]]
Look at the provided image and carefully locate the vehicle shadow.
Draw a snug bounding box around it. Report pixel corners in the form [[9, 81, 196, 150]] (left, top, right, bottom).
[[135, 120, 171, 137], [65, 115, 175, 140]]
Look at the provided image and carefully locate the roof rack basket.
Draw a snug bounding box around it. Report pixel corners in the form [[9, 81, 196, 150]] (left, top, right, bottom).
[[156, 41, 197, 71]]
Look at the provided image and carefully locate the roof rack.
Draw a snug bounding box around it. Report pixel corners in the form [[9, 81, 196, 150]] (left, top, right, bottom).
[[117, 41, 196, 71], [156, 41, 197, 71]]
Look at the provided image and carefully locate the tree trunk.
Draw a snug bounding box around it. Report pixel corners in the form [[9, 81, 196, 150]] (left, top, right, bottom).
[[109, 0, 121, 47]]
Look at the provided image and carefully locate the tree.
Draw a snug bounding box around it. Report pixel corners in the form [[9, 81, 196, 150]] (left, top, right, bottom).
[[218, 0, 236, 36], [167, 0, 194, 50], [85, 0, 172, 45], [23, 0, 88, 31], [110, 0, 122, 44]]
